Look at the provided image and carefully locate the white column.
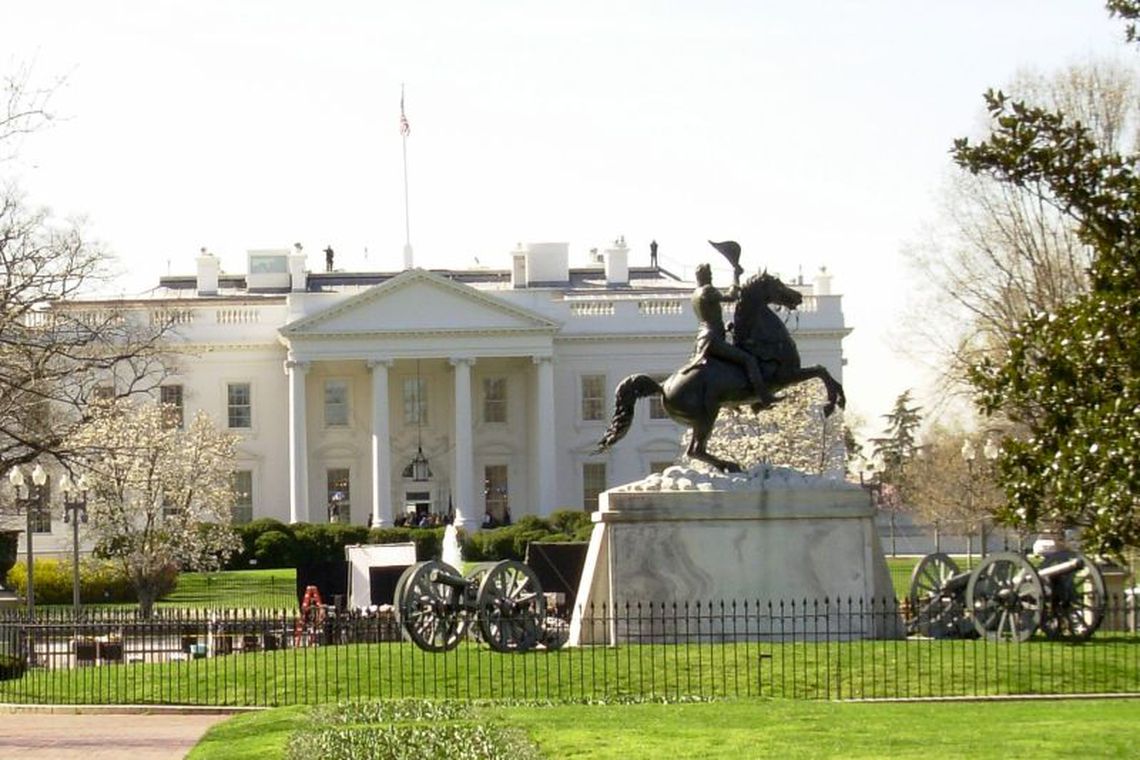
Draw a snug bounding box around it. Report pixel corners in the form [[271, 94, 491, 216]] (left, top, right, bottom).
[[533, 355, 557, 516], [368, 359, 393, 528], [450, 357, 474, 529], [285, 359, 309, 523]]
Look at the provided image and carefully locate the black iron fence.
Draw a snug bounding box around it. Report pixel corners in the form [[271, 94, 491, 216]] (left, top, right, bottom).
[[0, 597, 1137, 706]]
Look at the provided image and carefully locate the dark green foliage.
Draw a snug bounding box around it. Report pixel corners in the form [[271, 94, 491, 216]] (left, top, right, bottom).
[[0, 654, 25, 681], [253, 530, 297, 568], [229, 519, 294, 569], [0, 530, 18, 585], [461, 512, 589, 562], [292, 523, 370, 564], [952, 11, 1140, 553]]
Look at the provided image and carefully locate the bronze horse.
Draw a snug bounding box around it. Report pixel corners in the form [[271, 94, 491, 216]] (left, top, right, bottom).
[[594, 271, 846, 472]]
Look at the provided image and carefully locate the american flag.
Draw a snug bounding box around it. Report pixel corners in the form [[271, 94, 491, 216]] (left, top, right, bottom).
[[400, 87, 411, 137]]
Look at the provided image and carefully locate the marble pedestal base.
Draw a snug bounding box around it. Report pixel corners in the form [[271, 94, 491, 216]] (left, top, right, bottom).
[[568, 474, 901, 645]]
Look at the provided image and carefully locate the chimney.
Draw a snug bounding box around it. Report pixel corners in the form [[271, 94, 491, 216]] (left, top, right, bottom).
[[814, 266, 832, 296], [604, 235, 629, 286], [196, 247, 219, 296], [511, 243, 527, 288], [289, 242, 308, 292], [524, 242, 569, 285]]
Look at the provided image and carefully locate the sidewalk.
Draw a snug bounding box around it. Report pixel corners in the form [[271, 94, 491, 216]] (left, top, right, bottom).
[[0, 706, 242, 760]]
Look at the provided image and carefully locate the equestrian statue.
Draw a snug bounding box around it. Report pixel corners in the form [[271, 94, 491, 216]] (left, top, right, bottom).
[[594, 240, 846, 473]]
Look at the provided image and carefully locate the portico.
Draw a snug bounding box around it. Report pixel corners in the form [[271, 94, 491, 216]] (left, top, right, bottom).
[[279, 270, 560, 527]]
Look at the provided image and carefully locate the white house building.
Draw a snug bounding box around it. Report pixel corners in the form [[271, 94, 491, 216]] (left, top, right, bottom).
[[27, 238, 849, 553]]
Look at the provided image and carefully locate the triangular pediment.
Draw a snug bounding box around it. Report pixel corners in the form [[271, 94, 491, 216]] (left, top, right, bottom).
[[281, 269, 559, 337]]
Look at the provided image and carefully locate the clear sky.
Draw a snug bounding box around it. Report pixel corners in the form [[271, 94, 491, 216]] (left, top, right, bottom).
[[3, 1, 1130, 436]]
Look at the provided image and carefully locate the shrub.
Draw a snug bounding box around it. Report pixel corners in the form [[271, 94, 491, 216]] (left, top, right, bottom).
[[292, 523, 371, 565], [367, 526, 445, 561], [228, 518, 294, 569], [0, 653, 26, 681], [0, 530, 18, 586], [6, 558, 136, 604], [254, 529, 297, 568]]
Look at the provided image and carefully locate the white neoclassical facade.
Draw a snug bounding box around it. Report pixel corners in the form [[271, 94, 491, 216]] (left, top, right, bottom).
[[30, 238, 850, 548]]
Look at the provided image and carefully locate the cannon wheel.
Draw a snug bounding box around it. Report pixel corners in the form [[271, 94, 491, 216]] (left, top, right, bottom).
[[907, 553, 972, 639], [396, 560, 468, 652], [967, 552, 1044, 642], [1040, 550, 1106, 642], [476, 560, 546, 653]]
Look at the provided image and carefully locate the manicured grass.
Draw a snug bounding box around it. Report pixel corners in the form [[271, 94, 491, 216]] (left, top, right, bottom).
[[4, 636, 1137, 705], [187, 698, 1140, 760], [157, 568, 298, 610]]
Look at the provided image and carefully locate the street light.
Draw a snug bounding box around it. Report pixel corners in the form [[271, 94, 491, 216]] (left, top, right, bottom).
[[8, 463, 47, 616], [60, 473, 89, 616], [961, 438, 1000, 561]]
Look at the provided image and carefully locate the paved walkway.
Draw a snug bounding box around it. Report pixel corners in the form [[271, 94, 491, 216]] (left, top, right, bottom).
[[0, 708, 236, 760]]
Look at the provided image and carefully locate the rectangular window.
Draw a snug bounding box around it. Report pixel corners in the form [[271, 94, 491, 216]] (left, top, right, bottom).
[[482, 377, 507, 424], [327, 468, 351, 524], [403, 378, 427, 426], [162, 495, 180, 520], [227, 382, 252, 429], [160, 384, 184, 428], [324, 380, 349, 427], [231, 470, 253, 525], [30, 481, 52, 533], [650, 460, 674, 475], [581, 374, 605, 421], [483, 465, 509, 525], [648, 375, 668, 419], [93, 385, 115, 403], [583, 463, 607, 512]]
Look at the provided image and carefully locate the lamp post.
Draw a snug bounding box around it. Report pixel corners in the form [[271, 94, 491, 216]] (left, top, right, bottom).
[[961, 438, 1000, 561], [961, 439, 978, 562], [60, 473, 89, 616], [8, 463, 47, 616]]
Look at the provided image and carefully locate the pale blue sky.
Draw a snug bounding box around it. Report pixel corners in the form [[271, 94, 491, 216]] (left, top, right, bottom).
[[3, 1, 1130, 432]]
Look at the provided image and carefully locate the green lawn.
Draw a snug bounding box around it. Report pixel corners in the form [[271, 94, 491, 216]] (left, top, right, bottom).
[[187, 697, 1140, 760], [4, 635, 1137, 705], [157, 568, 298, 610]]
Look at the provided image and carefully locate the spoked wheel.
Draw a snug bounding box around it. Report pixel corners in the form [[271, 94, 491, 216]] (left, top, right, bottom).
[[907, 553, 972, 639], [396, 560, 468, 652], [1040, 551, 1106, 642], [967, 552, 1044, 642], [476, 560, 546, 653]]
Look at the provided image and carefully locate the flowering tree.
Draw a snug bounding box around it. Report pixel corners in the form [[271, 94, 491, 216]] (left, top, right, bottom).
[[686, 382, 847, 476], [68, 401, 241, 615]]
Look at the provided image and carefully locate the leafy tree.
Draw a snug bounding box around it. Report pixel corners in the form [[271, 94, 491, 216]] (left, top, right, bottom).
[[870, 391, 923, 489], [0, 66, 175, 501], [951, 3, 1140, 554], [904, 59, 1138, 411], [67, 401, 241, 615]]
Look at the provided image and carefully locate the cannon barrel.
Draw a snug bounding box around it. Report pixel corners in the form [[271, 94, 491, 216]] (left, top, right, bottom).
[[1036, 556, 1083, 579], [429, 568, 471, 589]]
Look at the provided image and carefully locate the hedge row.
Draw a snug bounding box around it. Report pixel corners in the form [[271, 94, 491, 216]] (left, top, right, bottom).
[[228, 510, 594, 569]]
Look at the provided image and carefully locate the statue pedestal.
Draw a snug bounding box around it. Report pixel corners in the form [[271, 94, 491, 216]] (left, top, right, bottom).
[[568, 468, 901, 645]]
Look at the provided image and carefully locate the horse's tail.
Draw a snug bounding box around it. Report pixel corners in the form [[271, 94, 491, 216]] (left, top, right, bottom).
[[594, 374, 664, 453]]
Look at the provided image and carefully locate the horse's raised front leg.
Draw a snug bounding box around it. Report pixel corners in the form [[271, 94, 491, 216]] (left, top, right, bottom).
[[771, 366, 847, 417]]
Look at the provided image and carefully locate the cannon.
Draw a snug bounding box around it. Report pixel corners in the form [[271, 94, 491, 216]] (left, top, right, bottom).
[[907, 550, 1106, 643], [393, 559, 567, 653]]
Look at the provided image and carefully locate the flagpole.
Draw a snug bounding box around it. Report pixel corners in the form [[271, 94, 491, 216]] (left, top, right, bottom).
[[400, 84, 413, 270]]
